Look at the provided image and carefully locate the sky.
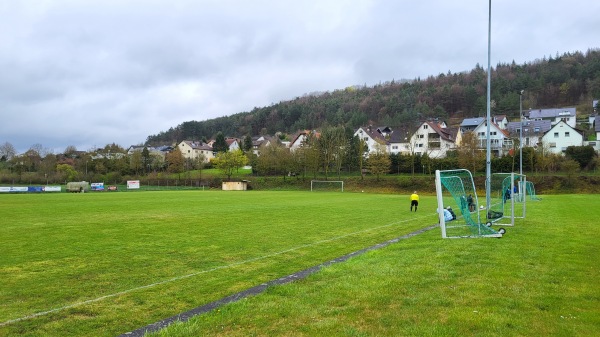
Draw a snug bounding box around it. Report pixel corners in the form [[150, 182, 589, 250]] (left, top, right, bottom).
[[1, 0, 599, 154]]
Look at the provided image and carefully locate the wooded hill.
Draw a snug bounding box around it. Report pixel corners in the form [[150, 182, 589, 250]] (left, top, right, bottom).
[[146, 49, 600, 145]]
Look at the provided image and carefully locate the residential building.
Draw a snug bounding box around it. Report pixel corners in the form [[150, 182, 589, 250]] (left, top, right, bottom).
[[506, 120, 552, 148], [540, 121, 583, 154], [459, 117, 485, 133], [409, 121, 456, 158], [528, 107, 576, 128], [288, 130, 318, 152], [469, 120, 511, 157], [354, 126, 413, 156], [252, 135, 281, 155], [177, 141, 214, 162], [225, 138, 241, 152], [493, 115, 509, 130]]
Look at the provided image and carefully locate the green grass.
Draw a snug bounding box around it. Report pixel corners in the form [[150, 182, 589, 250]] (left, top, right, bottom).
[[152, 194, 600, 336], [1, 192, 599, 336], [0, 190, 432, 336]]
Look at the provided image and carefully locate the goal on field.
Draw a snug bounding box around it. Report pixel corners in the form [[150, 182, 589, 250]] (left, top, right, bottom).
[[311, 180, 344, 192], [487, 173, 526, 227], [435, 169, 504, 238], [525, 181, 541, 201]]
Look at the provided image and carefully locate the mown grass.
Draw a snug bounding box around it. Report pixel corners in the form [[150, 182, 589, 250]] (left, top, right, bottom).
[[152, 194, 600, 337], [0, 190, 434, 336]]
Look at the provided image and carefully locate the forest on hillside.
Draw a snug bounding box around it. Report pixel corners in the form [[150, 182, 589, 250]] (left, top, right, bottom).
[[146, 49, 600, 145]]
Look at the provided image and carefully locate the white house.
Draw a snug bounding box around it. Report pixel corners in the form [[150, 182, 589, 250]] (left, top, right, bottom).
[[528, 107, 576, 128], [459, 117, 485, 132], [225, 138, 241, 151], [409, 121, 456, 158], [540, 121, 583, 154], [353, 126, 389, 156], [288, 131, 317, 152], [470, 120, 511, 157], [252, 135, 281, 155], [354, 126, 416, 156], [177, 141, 214, 162], [493, 115, 509, 130]]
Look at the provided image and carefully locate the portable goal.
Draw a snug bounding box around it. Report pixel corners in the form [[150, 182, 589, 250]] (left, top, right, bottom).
[[435, 169, 504, 238], [525, 181, 541, 201], [310, 180, 344, 192], [486, 173, 526, 227]]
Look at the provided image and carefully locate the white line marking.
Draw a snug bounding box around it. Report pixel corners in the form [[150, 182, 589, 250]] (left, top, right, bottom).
[[1, 213, 434, 326]]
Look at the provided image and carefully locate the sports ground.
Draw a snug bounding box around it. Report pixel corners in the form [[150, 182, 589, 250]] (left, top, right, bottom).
[[1, 190, 599, 336]]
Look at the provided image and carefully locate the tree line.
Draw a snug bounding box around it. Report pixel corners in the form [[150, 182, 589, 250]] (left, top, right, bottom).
[[146, 49, 600, 146], [4, 122, 597, 186]]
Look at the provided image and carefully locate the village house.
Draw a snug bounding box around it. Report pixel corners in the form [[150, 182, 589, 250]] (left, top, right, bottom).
[[528, 107, 577, 128], [177, 140, 214, 162], [506, 120, 552, 148], [540, 120, 583, 154], [408, 121, 456, 158]]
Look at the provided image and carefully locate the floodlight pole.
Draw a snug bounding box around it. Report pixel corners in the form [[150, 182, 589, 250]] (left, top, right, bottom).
[[485, 0, 492, 214], [519, 90, 524, 176]]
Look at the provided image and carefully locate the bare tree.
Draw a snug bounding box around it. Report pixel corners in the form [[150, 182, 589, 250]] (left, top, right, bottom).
[[0, 142, 16, 161]]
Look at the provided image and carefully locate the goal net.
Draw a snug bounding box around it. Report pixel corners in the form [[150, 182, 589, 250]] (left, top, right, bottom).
[[435, 169, 503, 238], [487, 173, 526, 226], [525, 181, 541, 200], [310, 180, 344, 192]]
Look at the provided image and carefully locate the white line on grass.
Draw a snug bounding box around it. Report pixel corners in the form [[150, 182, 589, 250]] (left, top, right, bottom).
[[1, 213, 434, 327]]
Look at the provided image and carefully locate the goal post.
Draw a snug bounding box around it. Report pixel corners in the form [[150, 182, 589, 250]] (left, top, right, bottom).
[[310, 180, 344, 192], [487, 172, 527, 227], [435, 169, 504, 239]]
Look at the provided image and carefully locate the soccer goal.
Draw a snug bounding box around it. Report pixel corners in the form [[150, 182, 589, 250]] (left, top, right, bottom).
[[487, 173, 527, 227], [525, 181, 541, 201], [310, 180, 344, 192], [435, 169, 504, 238]]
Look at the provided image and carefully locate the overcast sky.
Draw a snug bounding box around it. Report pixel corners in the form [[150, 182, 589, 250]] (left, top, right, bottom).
[[2, 0, 598, 154]]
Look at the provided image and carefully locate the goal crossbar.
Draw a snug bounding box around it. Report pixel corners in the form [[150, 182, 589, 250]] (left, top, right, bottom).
[[310, 180, 344, 192]]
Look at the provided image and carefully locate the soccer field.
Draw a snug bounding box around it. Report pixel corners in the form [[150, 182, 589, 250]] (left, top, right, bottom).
[[0, 190, 435, 336]]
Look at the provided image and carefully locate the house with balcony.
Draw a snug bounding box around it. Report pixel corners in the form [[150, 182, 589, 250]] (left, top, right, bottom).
[[467, 120, 511, 157], [408, 121, 456, 158], [540, 121, 583, 154]]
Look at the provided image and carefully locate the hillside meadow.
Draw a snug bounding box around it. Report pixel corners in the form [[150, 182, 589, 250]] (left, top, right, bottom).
[[0, 190, 598, 336]]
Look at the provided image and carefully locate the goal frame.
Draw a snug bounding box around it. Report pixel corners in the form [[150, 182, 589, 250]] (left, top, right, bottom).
[[487, 172, 527, 227], [435, 169, 503, 239], [310, 180, 344, 192]]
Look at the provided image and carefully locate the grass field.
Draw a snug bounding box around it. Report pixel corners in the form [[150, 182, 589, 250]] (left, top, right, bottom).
[[1, 191, 599, 336]]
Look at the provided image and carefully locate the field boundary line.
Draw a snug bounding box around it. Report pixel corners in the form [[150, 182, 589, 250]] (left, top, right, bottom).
[[1, 213, 435, 328], [119, 221, 438, 336]]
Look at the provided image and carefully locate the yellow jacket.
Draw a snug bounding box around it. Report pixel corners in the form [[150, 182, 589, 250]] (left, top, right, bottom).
[[410, 193, 419, 201]]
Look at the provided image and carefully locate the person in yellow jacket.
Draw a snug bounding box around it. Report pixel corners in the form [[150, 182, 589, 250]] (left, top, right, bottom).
[[410, 191, 419, 212]]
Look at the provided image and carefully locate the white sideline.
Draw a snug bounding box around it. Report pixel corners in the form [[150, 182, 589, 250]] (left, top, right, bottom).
[[1, 213, 433, 327]]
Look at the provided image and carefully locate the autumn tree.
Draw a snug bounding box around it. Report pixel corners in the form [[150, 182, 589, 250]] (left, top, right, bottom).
[[166, 147, 185, 178], [457, 132, 485, 173], [367, 144, 391, 181], [318, 126, 347, 179], [213, 149, 248, 180]]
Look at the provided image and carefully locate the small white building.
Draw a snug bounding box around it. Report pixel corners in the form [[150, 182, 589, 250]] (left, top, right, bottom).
[[540, 121, 583, 154]]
